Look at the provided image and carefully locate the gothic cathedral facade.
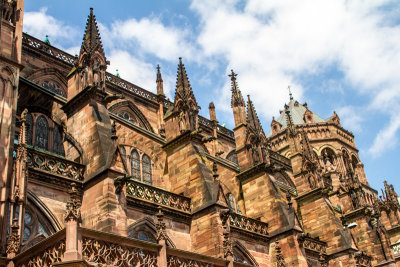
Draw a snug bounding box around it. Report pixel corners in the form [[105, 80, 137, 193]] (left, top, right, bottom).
[[1, 3, 400, 267]]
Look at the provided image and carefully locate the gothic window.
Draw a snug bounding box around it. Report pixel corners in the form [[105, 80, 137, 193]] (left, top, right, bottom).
[[226, 193, 242, 214], [53, 127, 65, 156], [25, 113, 33, 145], [128, 220, 157, 244], [131, 231, 156, 243], [232, 243, 257, 265], [35, 116, 48, 150], [19, 112, 65, 157], [131, 149, 141, 180], [120, 146, 126, 162], [41, 80, 64, 96], [142, 154, 152, 184], [226, 150, 239, 165], [119, 111, 136, 125]]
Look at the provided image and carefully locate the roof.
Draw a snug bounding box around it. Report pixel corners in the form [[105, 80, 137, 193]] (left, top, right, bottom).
[[267, 99, 328, 137]]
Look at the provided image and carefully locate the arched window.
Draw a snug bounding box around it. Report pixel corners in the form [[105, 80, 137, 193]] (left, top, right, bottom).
[[227, 193, 242, 214], [226, 150, 239, 165], [25, 113, 33, 145], [41, 81, 64, 96], [131, 149, 140, 180], [142, 154, 152, 184], [120, 146, 126, 163], [119, 111, 136, 125], [351, 155, 358, 170], [20, 112, 65, 157], [53, 127, 65, 156], [232, 242, 258, 266], [35, 116, 48, 150], [321, 148, 335, 165]]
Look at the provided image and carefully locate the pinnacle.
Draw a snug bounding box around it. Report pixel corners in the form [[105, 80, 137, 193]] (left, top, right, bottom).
[[80, 8, 105, 57], [229, 69, 245, 107], [246, 95, 264, 135], [174, 57, 198, 107]]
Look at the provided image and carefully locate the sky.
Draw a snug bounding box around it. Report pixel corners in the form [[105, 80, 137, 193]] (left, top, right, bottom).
[[23, 0, 400, 193]]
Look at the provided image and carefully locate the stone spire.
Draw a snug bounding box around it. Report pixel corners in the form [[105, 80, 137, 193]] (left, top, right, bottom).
[[156, 64, 164, 96], [174, 57, 198, 107], [246, 95, 265, 137], [229, 70, 245, 107], [79, 8, 105, 58]]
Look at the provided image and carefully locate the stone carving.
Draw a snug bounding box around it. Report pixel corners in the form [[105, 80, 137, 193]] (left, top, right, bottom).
[[156, 208, 167, 241], [167, 255, 214, 267], [126, 179, 191, 212], [355, 251, 372, 267], [6, 219, 20, 255], [23, 239, 65, 267], [64, 183, 82, 222], [25, 147, 85, 181], [275, 240, 287, 267], [228, 212, 269, 236], [82, 237, 157, 266]]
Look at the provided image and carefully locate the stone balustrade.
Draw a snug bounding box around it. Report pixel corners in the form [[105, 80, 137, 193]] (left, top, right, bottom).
[[167, 247, 228, 267], [22, 33, 76, 65], [228, 212, 269, 236], [392, 242, 400, 257], [126, 179, 191, 213], [25, 146, 85, 181]]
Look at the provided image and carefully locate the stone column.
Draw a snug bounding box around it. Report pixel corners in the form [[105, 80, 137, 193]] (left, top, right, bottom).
[[63, 183, 82, 261], [156, 208, 168, 267]]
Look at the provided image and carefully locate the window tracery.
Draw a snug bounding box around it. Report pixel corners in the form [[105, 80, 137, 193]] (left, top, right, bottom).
[[35, 116, 48, 150], [226, 150, 239, 165], [119, 111, 136, 125], [41, 80, 64, 96], [122, 146, 153, 184], [20, 112, 65, 156]]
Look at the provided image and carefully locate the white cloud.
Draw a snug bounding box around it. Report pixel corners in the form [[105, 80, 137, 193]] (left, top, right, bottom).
[[335, 106, 363, 133], [190, 0, 400, 155], [100, 17, 197, 62], [369, 114, 400, 156], [23, 7, 79, 46], [108, 50, 175, 98]]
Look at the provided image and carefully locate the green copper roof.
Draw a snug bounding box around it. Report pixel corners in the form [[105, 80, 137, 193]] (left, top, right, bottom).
[[266, 99, 327, 137]]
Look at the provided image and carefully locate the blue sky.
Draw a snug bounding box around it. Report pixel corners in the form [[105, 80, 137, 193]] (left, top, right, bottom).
[[24, 0, 400, 193]]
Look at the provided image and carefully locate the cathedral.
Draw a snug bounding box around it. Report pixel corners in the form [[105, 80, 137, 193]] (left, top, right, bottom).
[[1, 2, 400, 266]]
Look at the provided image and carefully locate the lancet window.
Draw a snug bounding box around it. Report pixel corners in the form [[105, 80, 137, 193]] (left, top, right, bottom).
[[23, 112, 65, 156], [226, 150, 239, 165], [122, 146, 153, 184]]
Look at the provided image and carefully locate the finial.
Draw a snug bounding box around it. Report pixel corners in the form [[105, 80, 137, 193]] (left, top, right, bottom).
[[288, 85, 293, 100], [229, 69, 237, 82], [90, 7, 93, 14], [44, 34, 51, 45], [179, 57, 182, 64], [116, 69, 120, 78], [157, 64, 160, 72]]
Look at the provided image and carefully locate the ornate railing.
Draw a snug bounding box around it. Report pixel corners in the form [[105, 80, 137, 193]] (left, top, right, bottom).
[[25, 146, 85, 181], [167, 247, 227, 267], [22, 33, 76, 65], [217, 125, 235, 138], [14, 230, 66, 267], [198, 116, 212, 128], [298, 233, 327, 254], [126, 179, 191, 212], [228, 213, 268, 236], [269, 149, 291, 167], [82, 236, 157, 266], [105, 73, 164, 104], [392, 242, 400, 257]]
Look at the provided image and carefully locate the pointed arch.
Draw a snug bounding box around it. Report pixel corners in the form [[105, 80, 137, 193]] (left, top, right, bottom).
[[130, 149, 140, 180], [232, 241, 259, 266], [127, 217, 175, 247], [109, 100, 154, 132], [21, 191, 62, 251], [27, 68, 68, 97], [226, 150, 238, 165], [35, 115, 49, 150]]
